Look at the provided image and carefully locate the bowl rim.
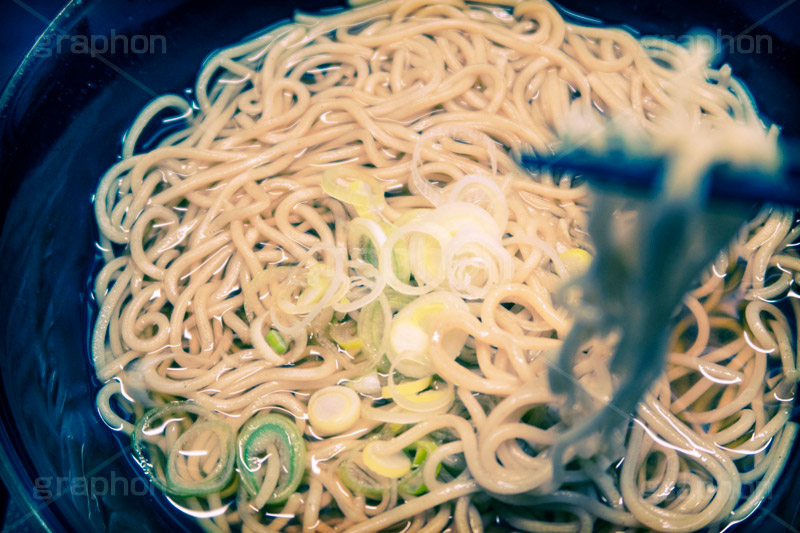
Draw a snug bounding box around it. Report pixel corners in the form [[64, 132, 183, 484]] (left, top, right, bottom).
[[0, 1, 79, 117], [0, 3, 85, 529]]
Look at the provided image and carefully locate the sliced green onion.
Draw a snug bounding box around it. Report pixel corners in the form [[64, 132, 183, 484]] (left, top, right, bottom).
[[131, 401, 235, 497], [384, 287, 415, 312], [376, 354, 392, 374], [383, 365, 455, 413], [559, 247, 593, 276], [446, 174, 509, 231], [409, 439, 438, 466], [236, 414, 306, 504], [421, 202, 502, 241], [357, 293, 392, 364], [388, 291, 468, 378], [363, 238, 378, 267], [379, 222, 450, 296], [443, 230, 514, 300], [407, 232, 443, 288], [266, 329, 288, 354], [381, 375, 432, 400], [333, 260, 385, 314], [347, 218, 387, 266], [339, 449, 390, 500], [274, 250, 348, 321], [362, 441, 411, 479], [348, 216, 411, 284], [345, 373, 382, 396], [322, 165, 385, 216], [392, 238, 412, 284], [329, 320, 363, 352], [392, 208, 431, 227], [166, 420, 235, 496], [296, 264, 333, 308], [398, 439, 440, 496], [308, 386, 361, 437], [386, 364, 455, 413]]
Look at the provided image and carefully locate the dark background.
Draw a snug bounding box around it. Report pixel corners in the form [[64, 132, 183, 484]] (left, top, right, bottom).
[[0, 0, 65, 90], [1, 1, 65, 528], [0, 0, 799, 531], [1, 1, 90, 530]]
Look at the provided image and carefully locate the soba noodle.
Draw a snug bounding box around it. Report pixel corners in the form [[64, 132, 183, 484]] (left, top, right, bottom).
[[91, 1, 799, 531]]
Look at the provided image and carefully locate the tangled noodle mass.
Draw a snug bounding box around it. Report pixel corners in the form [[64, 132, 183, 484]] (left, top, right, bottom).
[[91, 1, 799, 531]]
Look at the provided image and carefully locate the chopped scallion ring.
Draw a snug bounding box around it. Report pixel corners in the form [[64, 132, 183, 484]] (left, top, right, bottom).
[[398, 439, 440, 496], [379, 222, 450, 296], [266, 329, 288, 354], [385, 356, 455, 413], [236, 414, 306, 504], [131, 401, 235, 497], [362, 441, 411, 479], [308, 385, 361, 437], [321, 165, 386, 216], [329, 321, 364, 352], [388, 291, 468, 377], [339, 449, 390, 499], [347, 218, 387, 266], [559, 247, 593, 276], [381, 375, 433, 400], [166, 421, 235, 497], [357, 294, 392, 364], [446, 174, 509, 231]]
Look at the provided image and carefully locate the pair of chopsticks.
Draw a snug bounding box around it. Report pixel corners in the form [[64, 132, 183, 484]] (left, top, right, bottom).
[[520, 139, 800, 207]]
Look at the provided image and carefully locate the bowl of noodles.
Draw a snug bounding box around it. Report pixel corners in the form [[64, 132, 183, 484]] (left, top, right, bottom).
[[1, 0, 800, 532]]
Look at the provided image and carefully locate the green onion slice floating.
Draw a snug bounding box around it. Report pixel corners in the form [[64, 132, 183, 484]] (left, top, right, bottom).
[[266, 329, 288, 354], [321, 166, 386, 217], [236, 414, 306, 504], [398, 439, 440, 497], [339, 448, 390, 500], [357, 293, 392, 364], [131, 401, 235, 497]]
